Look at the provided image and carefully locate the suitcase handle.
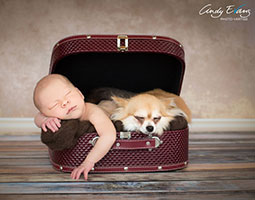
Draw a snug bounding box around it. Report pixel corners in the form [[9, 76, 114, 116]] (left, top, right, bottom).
[[89, 136, 162, 150]]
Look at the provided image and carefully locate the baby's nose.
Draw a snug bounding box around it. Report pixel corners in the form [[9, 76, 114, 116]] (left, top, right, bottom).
[[61, 100, 69, 108]]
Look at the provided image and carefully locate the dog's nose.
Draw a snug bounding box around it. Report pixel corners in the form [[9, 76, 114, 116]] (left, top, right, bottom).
[[146, 126, 154, 132]]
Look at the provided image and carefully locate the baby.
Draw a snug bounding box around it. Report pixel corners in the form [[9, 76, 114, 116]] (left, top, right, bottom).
[[33, 74, 116, 180]]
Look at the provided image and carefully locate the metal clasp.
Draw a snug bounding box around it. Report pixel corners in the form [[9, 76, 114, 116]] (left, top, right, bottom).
[[120, 132, 131, 139], [89, 136, 99, 146], [152, 136, 163, 148], [117, 35, 128, 51]]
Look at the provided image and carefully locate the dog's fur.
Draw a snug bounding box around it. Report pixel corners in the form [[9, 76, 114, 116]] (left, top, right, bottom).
[[111, 89, 191, 136]]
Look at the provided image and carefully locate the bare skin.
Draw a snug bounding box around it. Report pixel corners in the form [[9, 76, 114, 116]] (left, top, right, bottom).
[[33, 74, 116, 180]]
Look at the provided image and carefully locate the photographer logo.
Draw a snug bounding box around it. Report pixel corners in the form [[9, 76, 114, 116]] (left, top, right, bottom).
[[199, 4, 251, 21]]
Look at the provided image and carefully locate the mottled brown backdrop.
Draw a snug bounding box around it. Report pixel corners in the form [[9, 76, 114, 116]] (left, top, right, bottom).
[[0, 0, 254, 118]]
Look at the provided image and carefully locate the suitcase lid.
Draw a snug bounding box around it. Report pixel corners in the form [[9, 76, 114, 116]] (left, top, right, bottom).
[[50, 34, 185, 96]]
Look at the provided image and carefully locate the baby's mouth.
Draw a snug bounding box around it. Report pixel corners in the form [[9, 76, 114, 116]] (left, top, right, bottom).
[[67, 105, 77, 115]]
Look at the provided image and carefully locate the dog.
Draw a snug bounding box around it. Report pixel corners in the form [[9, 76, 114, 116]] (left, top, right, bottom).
[[111, 89, 191, 136]]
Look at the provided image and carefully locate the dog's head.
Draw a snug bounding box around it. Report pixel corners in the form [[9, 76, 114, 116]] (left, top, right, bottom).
[[111, 94, 176, 135]]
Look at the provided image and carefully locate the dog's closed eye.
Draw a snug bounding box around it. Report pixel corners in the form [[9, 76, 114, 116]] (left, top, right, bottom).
[[134, 116, 145, 124], [153, 117, 161, 123]]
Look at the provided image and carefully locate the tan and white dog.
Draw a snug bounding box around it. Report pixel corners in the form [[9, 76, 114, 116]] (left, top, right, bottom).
[[109, 89, 191, 136]]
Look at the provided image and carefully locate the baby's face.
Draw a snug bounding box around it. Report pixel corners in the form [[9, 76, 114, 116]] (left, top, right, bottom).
[[38, 79, 85, 120]]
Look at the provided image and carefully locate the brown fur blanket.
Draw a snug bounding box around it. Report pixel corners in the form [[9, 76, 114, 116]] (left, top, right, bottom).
[[41, 116, 187, 151]]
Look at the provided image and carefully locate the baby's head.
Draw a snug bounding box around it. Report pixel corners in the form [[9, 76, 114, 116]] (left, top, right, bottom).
[[33, 74, 85, 120]]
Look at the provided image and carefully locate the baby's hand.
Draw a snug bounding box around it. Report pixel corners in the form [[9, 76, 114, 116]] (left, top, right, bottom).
[[71, 160, 95, 181], [41, 117, 61, 132]]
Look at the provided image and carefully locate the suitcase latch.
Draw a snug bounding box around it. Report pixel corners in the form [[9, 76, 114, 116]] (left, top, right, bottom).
[[117, 35, 128, 52], [152, 136, 163, 148], [89, 136, 99, 146], [120, 132, 131, 139]]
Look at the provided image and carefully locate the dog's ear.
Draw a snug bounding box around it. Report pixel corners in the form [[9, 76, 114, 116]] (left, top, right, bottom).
[[111, 96, 129, 107], [162, 98, 177, 108], [111, 96, 129, 121]]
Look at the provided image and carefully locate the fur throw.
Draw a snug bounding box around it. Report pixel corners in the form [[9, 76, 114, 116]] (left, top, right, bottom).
[[41, 116, 187, 151]]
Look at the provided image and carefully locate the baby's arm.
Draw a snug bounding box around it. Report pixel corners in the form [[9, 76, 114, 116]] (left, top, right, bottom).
[[34, 112, 61, 132], [71, 103, 116, 180]]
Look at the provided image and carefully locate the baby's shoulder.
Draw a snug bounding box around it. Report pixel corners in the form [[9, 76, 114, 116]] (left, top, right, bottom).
[[85, 103, 105, 117], [85, 102, 100, 111]]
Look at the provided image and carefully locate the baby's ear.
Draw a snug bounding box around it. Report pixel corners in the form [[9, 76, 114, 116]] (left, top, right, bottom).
[[111, 96, 128, 107], [76, 88, 84, 99]]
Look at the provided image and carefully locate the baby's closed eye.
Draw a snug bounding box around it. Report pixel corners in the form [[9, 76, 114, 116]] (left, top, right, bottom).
[[49, 103, 58, 110]]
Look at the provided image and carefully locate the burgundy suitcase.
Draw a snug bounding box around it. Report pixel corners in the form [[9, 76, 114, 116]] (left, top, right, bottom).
[[48, 34, 189, 173]]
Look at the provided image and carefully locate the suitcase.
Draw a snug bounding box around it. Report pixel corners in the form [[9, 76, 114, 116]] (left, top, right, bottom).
[[48, 34, 189, 173]]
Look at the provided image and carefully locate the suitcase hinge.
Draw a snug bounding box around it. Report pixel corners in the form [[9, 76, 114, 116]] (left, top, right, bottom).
[[117, 35, 128, 52]]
